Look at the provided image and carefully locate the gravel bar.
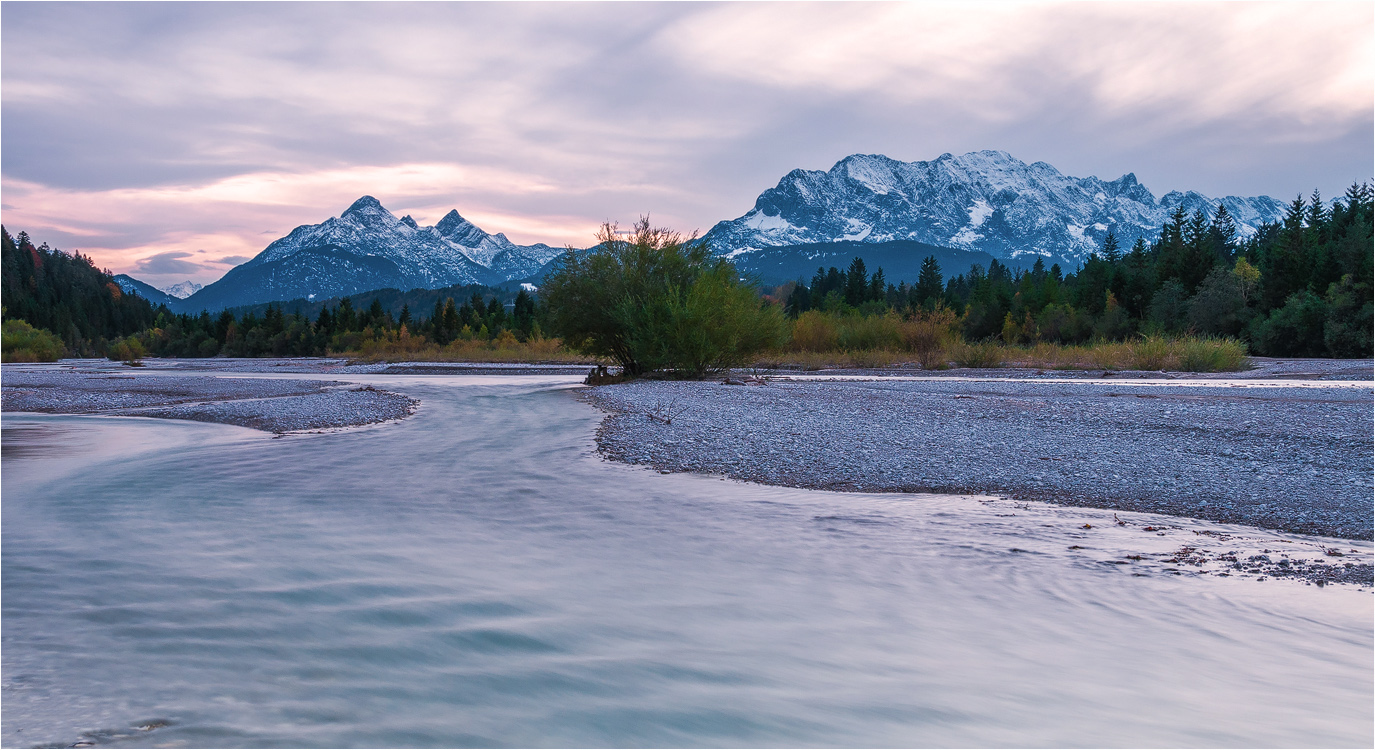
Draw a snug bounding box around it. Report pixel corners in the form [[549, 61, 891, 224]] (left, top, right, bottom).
[[1, 369, 416, 433], [585, 377, 1374, 541]]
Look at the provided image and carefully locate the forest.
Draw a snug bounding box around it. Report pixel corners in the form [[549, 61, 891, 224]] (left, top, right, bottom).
[[1, 181, 1370, 367], [781, 183, 1372, 358]]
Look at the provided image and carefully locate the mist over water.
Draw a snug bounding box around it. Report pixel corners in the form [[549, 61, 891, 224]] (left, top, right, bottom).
[[3, 375, 1371, 748]]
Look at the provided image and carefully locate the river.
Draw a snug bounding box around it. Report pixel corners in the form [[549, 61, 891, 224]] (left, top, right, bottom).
[[2, 374, 1370, 747]]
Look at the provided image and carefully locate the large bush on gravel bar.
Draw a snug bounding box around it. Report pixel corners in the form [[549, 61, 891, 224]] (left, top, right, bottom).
[[542, 218, 785, 377]]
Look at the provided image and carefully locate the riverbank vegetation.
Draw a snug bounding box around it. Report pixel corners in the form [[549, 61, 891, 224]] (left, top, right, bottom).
[[2, 182, 1368, 371], [780, 184, 1372, 359], [541, 219, 787, 376]]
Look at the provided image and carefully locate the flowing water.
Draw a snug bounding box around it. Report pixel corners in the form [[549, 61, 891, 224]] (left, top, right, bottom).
[[2, 375, 1370, 748]]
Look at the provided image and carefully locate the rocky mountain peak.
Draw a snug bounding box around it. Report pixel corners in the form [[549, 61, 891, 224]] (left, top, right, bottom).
[[343, 195, 386, 217], [704, 150, 1286, 262], [435, 209, 471, 237]]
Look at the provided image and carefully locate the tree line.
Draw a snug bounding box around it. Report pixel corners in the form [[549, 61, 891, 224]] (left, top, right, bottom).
[[2, 227, 159, 355], [1, 225, 551, 361], [778, 183, 1372, 358], [3, 181, 1370, 366]]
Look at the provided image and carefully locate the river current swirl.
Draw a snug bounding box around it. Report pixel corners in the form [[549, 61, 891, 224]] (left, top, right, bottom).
[[3, 375, 1370, 747]]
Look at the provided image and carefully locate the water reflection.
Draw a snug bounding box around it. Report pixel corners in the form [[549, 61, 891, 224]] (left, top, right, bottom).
[[2, 424, 82, 459]]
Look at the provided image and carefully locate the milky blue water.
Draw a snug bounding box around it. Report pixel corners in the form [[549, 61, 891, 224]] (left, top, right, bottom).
[[3, 375, 1371, 748]]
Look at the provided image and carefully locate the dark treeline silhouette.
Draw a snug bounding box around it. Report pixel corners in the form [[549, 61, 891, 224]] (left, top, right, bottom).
[[781, 183, 1373, 357], [4, 182, 1371, 362], [2, 223, 549, 359], [115, 287, 546, 359], [2, 226, 160, 354]]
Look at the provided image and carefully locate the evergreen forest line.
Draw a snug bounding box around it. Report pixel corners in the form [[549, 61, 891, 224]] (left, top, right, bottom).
[[1, 182, 1370, 366], [781, 184, 1372, 358]]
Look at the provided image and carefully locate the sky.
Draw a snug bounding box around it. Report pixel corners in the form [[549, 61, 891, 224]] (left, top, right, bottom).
[[2, 1, 1371, 288]]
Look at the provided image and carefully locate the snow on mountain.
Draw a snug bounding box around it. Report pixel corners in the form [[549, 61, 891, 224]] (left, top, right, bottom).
[[161, 280, 203, 299], [185, 197, 565, 311], [112, 274, 178, 307], [703, 150, 1287, 262]]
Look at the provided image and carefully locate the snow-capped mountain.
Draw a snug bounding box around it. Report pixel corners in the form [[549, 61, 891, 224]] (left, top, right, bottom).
[[112, 274, 178, 307], [184, 197, 564, 311], [161, 280, 202, 299], [704, 150, 1287, 262]]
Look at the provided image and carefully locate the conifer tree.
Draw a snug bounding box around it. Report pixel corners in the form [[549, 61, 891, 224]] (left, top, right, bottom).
[[844, 257, 868, 307], [1101, 231, 1121, 263], [915, 255, 944, 310]]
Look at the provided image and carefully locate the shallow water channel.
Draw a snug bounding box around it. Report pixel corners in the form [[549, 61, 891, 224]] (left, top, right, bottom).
[[3, 374, 1371, 748]]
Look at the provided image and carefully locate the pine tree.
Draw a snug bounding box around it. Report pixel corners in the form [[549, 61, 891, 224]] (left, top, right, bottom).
[[336, 297, 357, 331], [1101, 231, 1121, 263], [844, 257, 868, 307], [1210, 204, 1238, 254], [915, 256, 944, 311], [868, 268, 886, 303]]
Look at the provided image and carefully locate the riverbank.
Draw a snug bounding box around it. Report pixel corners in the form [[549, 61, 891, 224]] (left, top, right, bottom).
[[584, 374, 1374, 543], [1, 366, 416, 433]]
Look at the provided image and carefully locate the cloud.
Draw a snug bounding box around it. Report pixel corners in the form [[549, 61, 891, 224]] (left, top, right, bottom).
[[213, 255, 251, 265], [134, 251, 204, 275], [659, 3, 1373, 129], [1, 2, 1369, 283]]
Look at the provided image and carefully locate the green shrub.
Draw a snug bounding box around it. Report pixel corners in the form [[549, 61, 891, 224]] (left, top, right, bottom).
[[2, 319, 66, 362], [613, 263, 787, 376], [542, 218, 785, 376], [106, 335, 147, 364]]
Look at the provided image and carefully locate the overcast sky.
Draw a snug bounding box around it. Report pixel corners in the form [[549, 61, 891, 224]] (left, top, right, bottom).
[[2, 1, 1371, 287]]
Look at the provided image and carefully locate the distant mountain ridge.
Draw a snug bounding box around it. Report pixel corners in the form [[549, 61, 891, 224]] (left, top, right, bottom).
[[120, 151, 1293, 312], [113, 274, 178, 308], [177, 197, 565, 311], [727, 239, 1012, 288], [162, 280, 202, 299], [703, 150, 1287, 262]]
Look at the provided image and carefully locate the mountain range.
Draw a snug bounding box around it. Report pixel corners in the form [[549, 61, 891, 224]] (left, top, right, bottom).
[[162, 281, 202, 298], [158, 196, 564, 312], [120, 150, 1289, 312], [703, 150, 1286, 263]]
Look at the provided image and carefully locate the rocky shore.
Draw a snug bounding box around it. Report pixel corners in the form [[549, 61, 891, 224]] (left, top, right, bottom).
[[1, 367, 415, 433], [585, 375, 1374, 542]]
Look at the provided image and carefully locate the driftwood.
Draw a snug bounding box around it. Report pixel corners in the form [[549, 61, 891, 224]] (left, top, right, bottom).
[[644, 399, 687, 425], [584, 365, 627, 385]]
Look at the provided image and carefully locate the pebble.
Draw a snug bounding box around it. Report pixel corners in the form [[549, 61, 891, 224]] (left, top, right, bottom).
[[585, 375, 1374, 541]]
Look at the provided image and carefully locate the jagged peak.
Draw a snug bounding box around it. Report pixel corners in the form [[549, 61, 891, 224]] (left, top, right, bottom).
[[435, 209, 472, 235], [833, 153, 900, 171], [955, 149, 1018, 164], [343, 195, 386, 216], [400, 215, 418, 229]]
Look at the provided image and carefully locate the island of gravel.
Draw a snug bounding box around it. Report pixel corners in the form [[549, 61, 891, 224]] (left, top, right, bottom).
[[583, 365, 1373, 542], [1, 365, 416, 434]]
